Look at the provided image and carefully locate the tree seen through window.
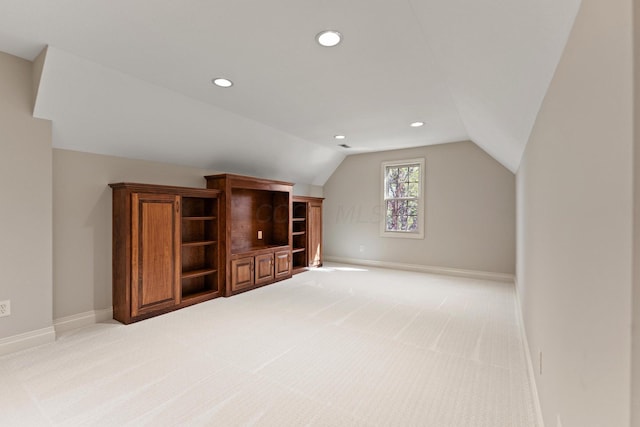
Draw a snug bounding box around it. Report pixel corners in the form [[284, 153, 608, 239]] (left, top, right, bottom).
[[384, 163, 421, 232]]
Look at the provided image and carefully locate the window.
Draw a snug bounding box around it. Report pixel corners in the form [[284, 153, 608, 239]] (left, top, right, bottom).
[[381, 158, 425, 239]]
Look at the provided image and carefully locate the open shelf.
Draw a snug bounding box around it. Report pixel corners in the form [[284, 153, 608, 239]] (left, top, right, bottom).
[[292, 200, 308, 272], [181, 195, 219, 300], [291, 197, 323, 273], [182, 197, 216, 217], [182, 268, 218, 279], [181, 273, 218, 299], [182, 221, 216, 242], [182, 288, 218, 302], [228, 188, 289, 253], [182, 216, 216, 221], [292, 249, 307, 270], [182, 240, 217, 247]]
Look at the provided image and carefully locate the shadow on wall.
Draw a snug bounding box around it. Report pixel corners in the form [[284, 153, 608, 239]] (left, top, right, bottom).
[[86, 187, 112, 311]]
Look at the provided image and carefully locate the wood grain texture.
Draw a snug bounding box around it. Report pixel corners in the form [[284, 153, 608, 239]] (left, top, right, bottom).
[[111, 187, 131, 323], [131, 193, 180, 317], [292, 200, 307, 272], [205, 174, 293, 296], [275, 250, 292, 279], [255, 253, 274, 285], [292, 196, 324, 271], [110, 183, 221, 324], [231, 257, 254, 291], [308, 201, 323, 268]]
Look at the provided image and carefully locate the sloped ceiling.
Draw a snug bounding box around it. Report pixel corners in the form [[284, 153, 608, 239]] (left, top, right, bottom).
[[0, 0, 580, 184]]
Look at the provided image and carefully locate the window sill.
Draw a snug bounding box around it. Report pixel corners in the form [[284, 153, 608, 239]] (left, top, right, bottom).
[[380, 230, 424, 239]]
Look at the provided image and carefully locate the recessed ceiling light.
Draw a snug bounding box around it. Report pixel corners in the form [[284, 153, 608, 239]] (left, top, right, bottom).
[[410, 121, 425, 127], [334, 135, 346, 140], [316, 30, 342, 47], [212, 77, 233, 88]]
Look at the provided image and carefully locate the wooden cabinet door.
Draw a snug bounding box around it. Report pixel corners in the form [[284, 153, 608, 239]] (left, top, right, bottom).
[[231, 257, 254, 292], [255, 253, 274, 285], [274, 250, 291, 279], [131, 193, 181, 317], [308, 202, 323, 267]]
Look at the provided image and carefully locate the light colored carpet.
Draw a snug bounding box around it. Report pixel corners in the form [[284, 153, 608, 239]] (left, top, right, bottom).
[[0, 263, 538, 426]]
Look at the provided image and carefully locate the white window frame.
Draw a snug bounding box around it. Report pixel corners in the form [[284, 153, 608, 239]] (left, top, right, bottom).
[[380, 158, 425, 239]]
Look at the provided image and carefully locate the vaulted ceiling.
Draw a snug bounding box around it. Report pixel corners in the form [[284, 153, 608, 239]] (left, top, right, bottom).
[[0, 0, 581, 185]]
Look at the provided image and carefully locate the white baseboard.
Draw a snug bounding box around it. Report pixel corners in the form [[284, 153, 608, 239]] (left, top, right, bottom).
[[54, 307, 114, 334], [0, 326, 55, 356], [0, 308, 114, 356], [514, 278, 545, 427], [324, 256, 515, 283]]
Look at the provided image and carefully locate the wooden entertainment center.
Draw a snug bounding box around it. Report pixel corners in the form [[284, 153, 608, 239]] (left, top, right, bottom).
[[110, 174, 323, 323], [204, 174, 294, 296]]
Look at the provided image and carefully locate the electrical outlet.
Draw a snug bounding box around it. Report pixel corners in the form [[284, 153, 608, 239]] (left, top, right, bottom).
[[359, 245, 365, 253], [0, 300, 10, 317], [257, 230, 263, 240]]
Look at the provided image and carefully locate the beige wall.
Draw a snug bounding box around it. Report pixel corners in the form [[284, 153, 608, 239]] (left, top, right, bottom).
[[633, 0, 640, 423], [293, 183, 323, 198], [516, 0, 633, 426], [52, 148, 321, 319], [0, 52, 53, 338], [323, 141, 515, 275]]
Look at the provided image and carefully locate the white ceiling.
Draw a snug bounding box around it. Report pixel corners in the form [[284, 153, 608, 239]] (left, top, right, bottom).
[[0, 0, 580, 185]]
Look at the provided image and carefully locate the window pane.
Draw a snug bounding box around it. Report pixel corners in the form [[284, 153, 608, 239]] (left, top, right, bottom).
[[396, 182, 407, 197], [398, 167, 409, 182], [385, 205, 420, 232], [386, 200, 395, 217], [386, 200, 397, 231], [382, 159, 423, 236], [387, 167, 398, 183], [407, 200, 418, 216], [408, 166, 419, 182], [407, 182, 419, 198], [386, 216, 395, 231], [387, 216, 399, 231], [386, 167, 399, 198], [387, 183, 397, 198], [407, 216, 417, 231]]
